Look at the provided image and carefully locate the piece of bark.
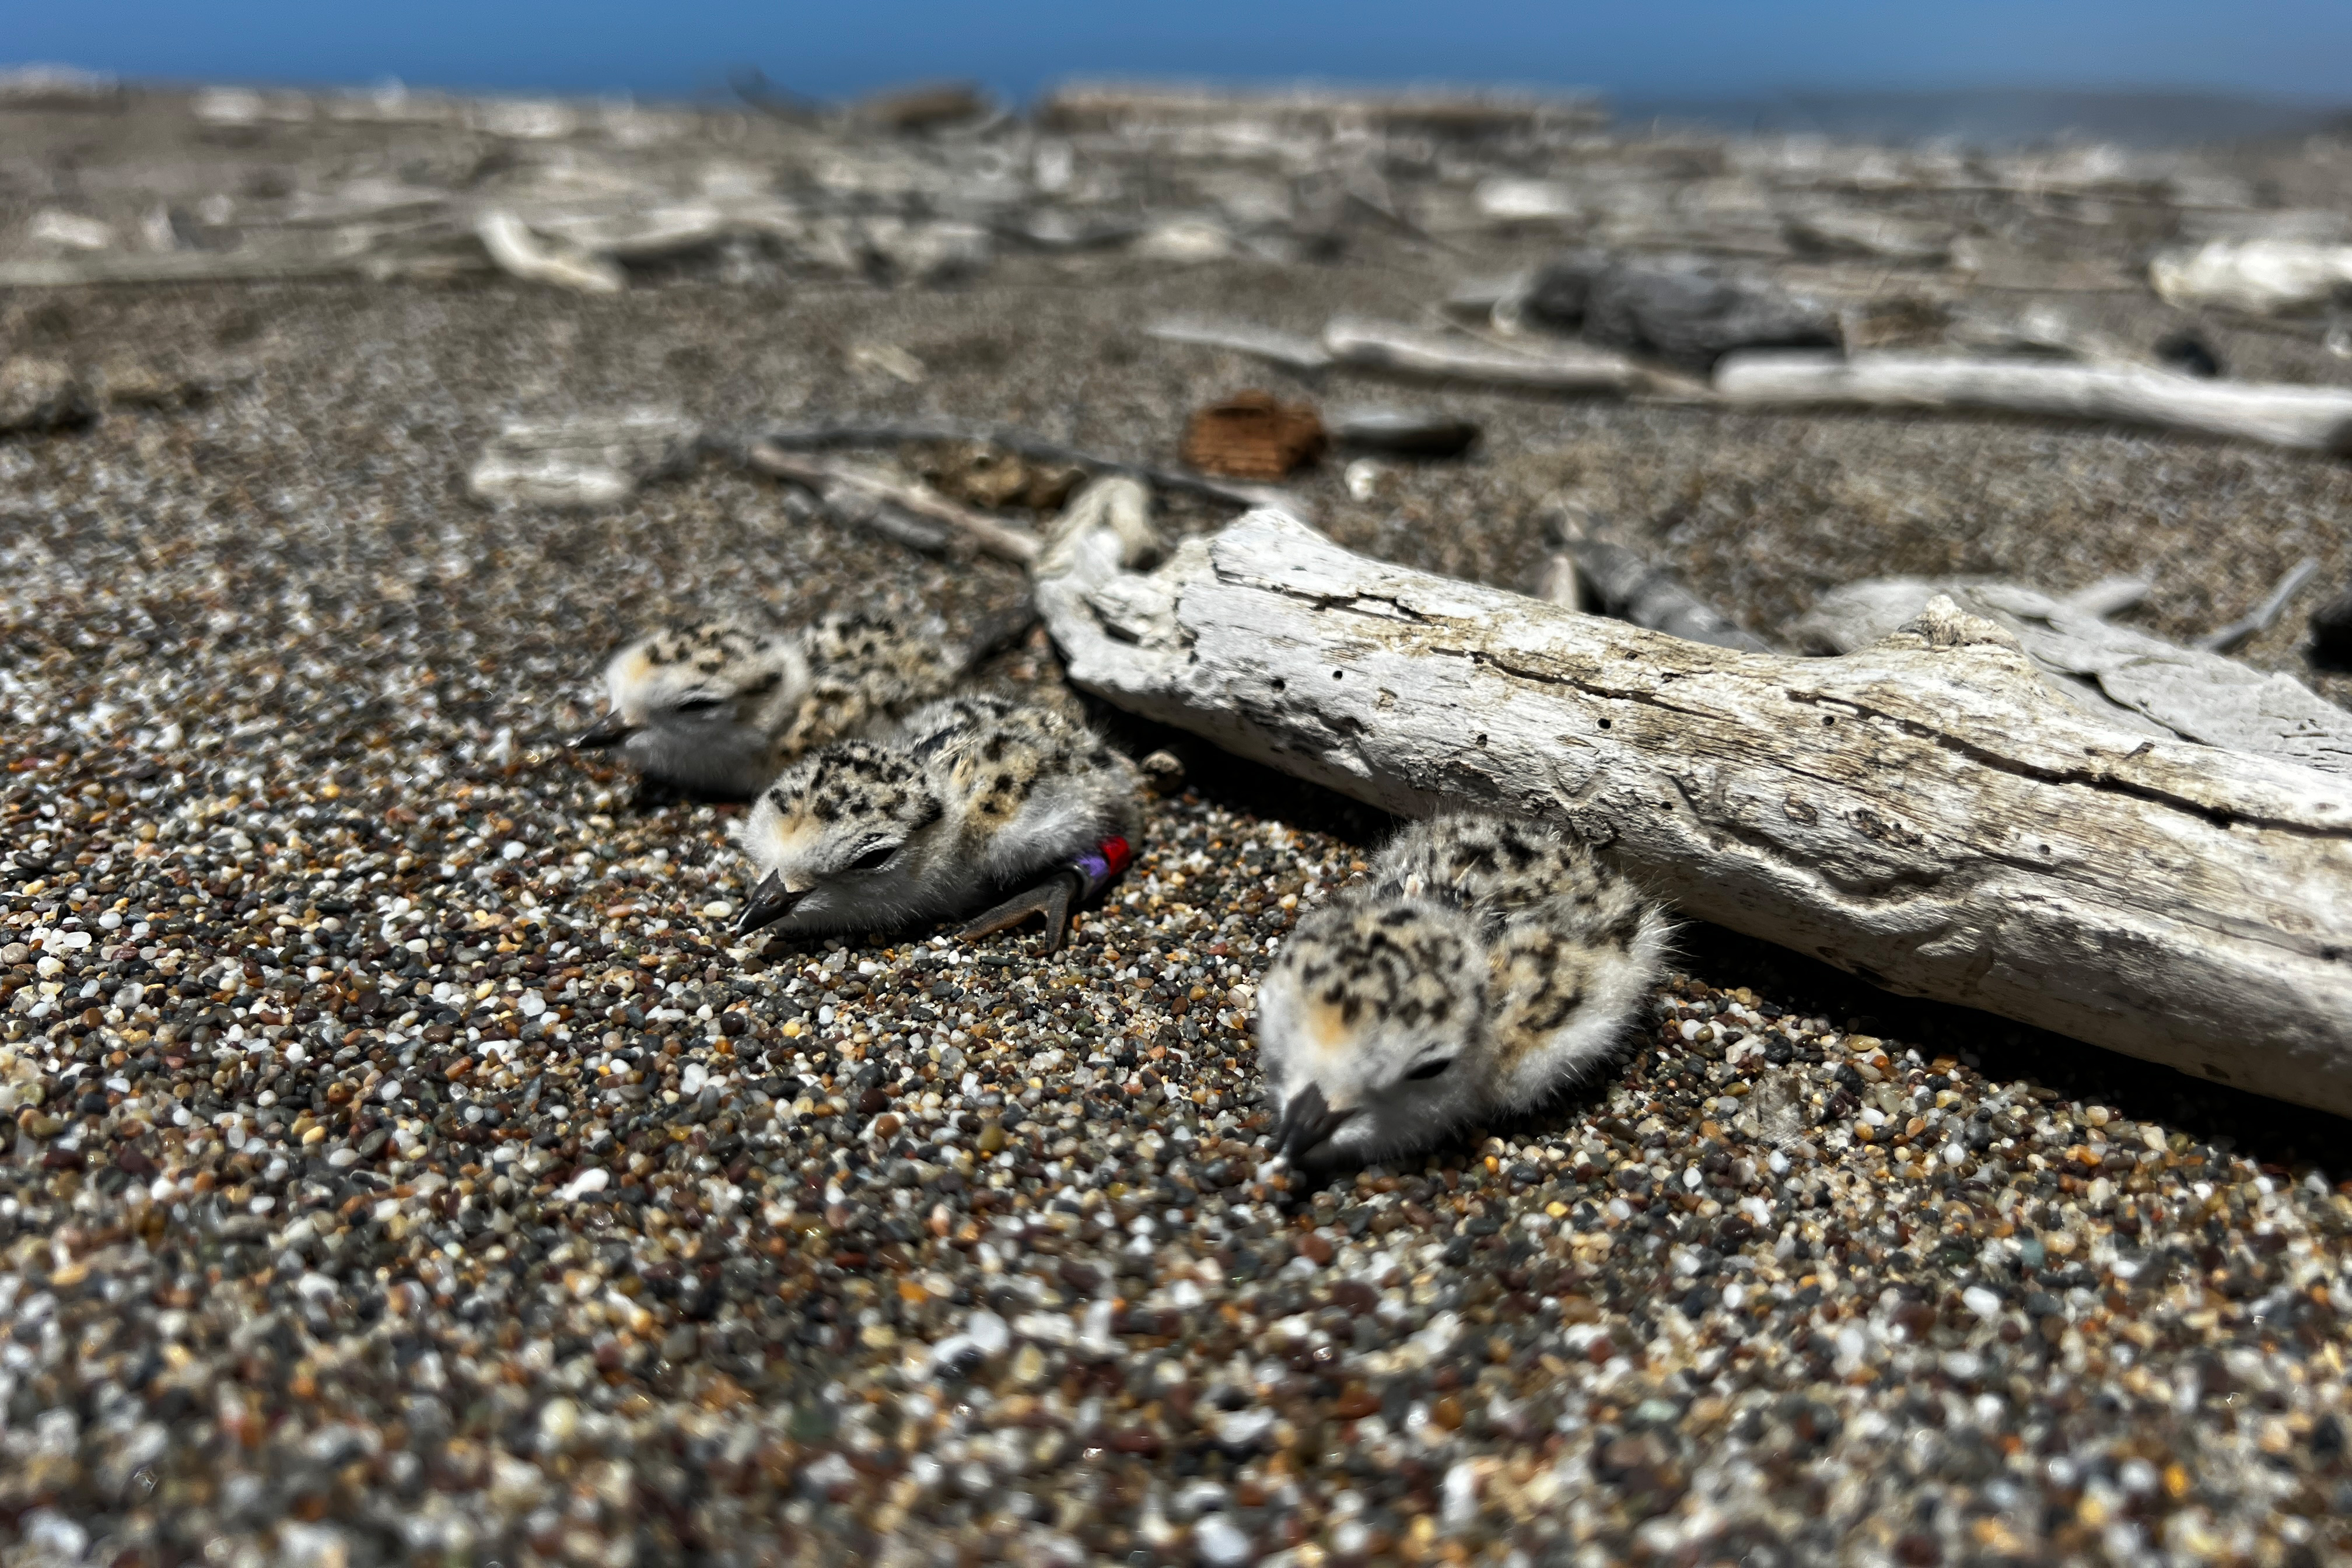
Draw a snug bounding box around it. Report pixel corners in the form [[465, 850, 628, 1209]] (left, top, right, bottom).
[[1716, 351, 2352, 454], [1181, 391, 1328, 480], [1321, 317, 1643, 393], [1035, 505, 2352, 1118], [746, 444, 1042, 565], [1788, 577, 2352, 775]]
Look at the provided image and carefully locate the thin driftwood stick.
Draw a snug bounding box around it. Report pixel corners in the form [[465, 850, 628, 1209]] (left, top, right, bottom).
[[1716, 351, 2352, 454], [1144, 316, 1335, 374], [2197, 558, 2322, 653], [1322, 317, 1643, 393], [746, 444, 1043, 565], [1036, 505, 2352, 1117]]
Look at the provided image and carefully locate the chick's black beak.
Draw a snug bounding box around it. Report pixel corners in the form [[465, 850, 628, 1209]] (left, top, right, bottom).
[[1275, 1083, 1358, 1166], [736, 872, 807, 937], [572, 710, 640, 750]]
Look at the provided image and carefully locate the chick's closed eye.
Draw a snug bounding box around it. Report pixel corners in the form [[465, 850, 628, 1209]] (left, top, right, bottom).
[[848, 844, 897, 872]]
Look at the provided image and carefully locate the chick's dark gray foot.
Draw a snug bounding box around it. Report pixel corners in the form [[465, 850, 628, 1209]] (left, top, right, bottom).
[[958, 870, 1084, 954]]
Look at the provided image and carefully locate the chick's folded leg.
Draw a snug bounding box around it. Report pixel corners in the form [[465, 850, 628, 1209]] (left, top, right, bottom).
[[959, 869, 1084, 954], [958, 834, 1135, 956]]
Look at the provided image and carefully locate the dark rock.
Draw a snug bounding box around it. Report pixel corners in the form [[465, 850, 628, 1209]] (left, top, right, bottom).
[[1523, 250, 1840, 374], [2309, 587, 2352, 673], [2155, 330, 2224, 379], [0, 358, 99, 434], [1328, 407, 1480, 459]]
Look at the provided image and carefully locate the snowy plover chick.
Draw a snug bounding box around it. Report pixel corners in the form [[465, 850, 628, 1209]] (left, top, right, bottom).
[[734, 694, 1139, 950], [1255, 811, 1669, 1170], [572, 609, 1017, 799]]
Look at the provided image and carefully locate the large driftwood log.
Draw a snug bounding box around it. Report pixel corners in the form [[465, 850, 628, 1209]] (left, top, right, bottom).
[[1716, 351, 2352, 454], [1789, 576, 2352, 776], [1037, 506, 2352, 1116]]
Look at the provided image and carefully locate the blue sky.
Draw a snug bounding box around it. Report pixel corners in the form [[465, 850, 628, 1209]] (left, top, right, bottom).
[[10, 0, 2348, 105]]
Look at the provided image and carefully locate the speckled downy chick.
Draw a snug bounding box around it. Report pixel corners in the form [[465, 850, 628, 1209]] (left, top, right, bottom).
[[573, 612, 977, 799], [1256, 812, 1670, 1170], [733, 694, 1139, 947]]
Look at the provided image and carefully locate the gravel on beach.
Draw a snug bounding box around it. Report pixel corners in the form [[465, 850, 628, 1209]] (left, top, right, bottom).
[[4, 242, 2352, 1567]]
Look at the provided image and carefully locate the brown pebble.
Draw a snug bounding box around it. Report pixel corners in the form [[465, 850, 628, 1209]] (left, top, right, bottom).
[[1297, 1232, 1335, 1266]]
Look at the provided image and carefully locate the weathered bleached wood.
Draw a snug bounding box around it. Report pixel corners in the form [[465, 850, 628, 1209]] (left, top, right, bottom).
[[1322, 317, 1644, 393], [1788, 576, 2352, 775], [468, 411, 701, 509], [2198, 558, 2320, 653], [1038, 507, 2352, 1117], [746, 444, 1042, 565], [475, 209, 625, 295], [1716, 351, 2352, 454], [1144, 316, 1334, 373]]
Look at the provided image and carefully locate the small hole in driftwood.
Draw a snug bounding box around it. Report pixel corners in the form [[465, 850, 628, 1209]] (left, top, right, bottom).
[[1270, 677, 1287, 692], [1822, 716, 1836, 726], [1332, 669, 1344, 680], [1598, 718, 1612, 730]]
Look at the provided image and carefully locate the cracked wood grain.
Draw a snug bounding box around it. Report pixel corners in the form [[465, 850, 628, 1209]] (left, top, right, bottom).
[[1038, 506, 2352, 1117]]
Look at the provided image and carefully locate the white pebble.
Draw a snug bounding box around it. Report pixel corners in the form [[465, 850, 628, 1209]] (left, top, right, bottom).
[[1962, 1286, 2004, 1320], [1193, 1513, 1255, 1567], [540, 1397, 580, 1446], [966, 1311, 1010, 1356], [518, 991, 547, 1018], [559, 1167, 610, 1201], [501, 840, 527, 860]]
